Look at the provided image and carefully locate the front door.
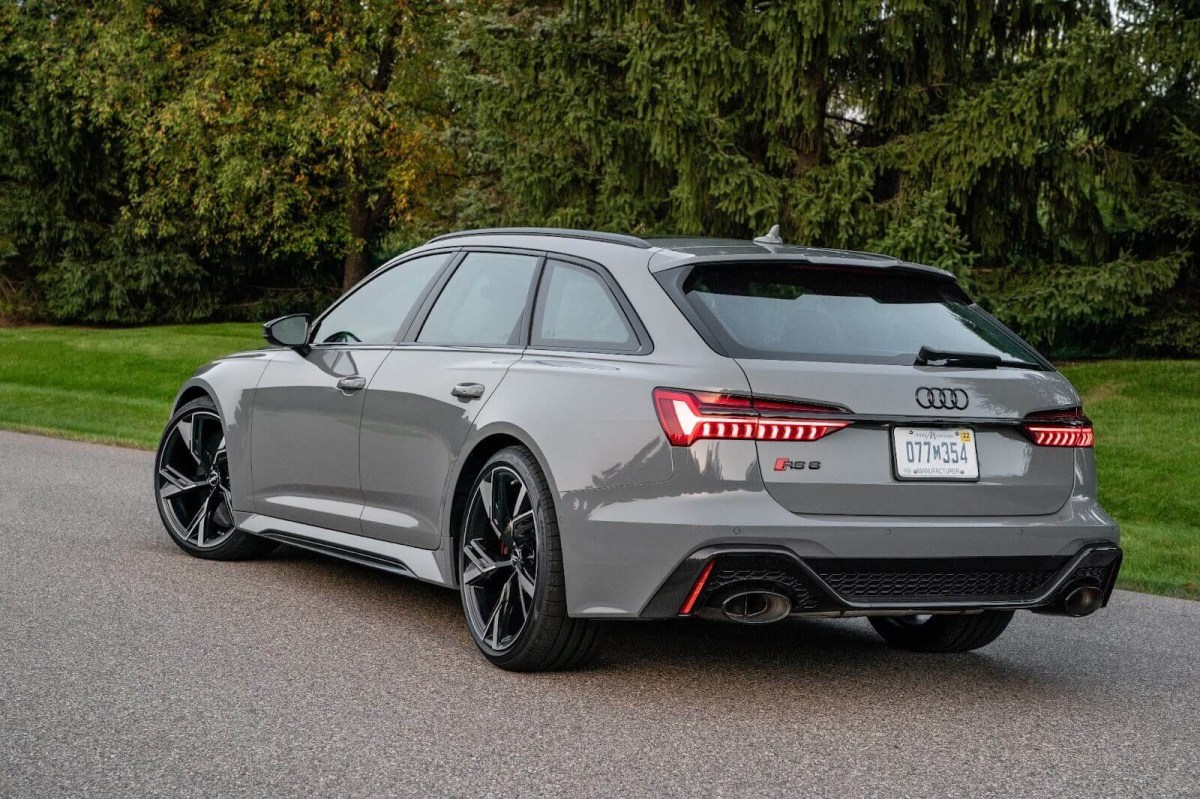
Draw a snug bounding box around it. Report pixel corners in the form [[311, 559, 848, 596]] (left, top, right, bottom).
[[249, 251, 456, 533], [250, 346, 391, 533]]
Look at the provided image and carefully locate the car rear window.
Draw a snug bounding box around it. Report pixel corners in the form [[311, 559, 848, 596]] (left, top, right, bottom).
[[667, 263, 1044, 367]]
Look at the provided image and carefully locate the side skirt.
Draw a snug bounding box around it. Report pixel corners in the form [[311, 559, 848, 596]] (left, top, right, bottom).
[[236, 512, 451, 587]]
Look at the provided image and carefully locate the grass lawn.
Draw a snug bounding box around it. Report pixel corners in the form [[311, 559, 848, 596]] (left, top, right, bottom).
[[0, 324, 1195, 599], [1060, 361, 1200, 599], [0, 323, 262, 448]]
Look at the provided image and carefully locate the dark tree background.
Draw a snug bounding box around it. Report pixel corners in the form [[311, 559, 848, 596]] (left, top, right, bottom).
[[2, 0, 1198, 356]]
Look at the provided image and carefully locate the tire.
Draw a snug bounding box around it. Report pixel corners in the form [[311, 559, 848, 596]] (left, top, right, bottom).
[[458, 446, 605, 671], [153, 396, 275, 561], [869, 611, 1014, 653]]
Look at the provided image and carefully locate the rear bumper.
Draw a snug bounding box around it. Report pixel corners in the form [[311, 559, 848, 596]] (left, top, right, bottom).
[[640, 543, 1122, 618], [558, 474, 1120, 617]]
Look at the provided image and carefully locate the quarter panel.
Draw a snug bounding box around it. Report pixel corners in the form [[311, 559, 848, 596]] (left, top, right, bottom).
[[494, 352, 748, 494], [475, 350, 751, 612]]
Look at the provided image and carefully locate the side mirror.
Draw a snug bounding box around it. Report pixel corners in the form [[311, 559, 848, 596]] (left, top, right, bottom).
[[263, 314, 312, 353]]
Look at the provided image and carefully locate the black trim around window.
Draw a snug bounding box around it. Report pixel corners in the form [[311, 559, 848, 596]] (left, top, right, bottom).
[[654, 260, 1049, 369], [526, 255, 653, 356], [404, 247, 547, 348], [306, 244, 654, 356], [306, 246, 463, 348]]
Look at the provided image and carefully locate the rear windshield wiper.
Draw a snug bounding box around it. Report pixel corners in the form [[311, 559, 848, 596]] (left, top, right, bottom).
[[915, 346, 1040, 370]]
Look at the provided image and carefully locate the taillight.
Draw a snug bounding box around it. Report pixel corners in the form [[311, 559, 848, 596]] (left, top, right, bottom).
[[652, 388, 851, 447], [1022, 407, 1094, 448]]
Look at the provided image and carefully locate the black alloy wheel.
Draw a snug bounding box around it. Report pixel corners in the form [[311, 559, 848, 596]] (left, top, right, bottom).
[[154, 396, 274, 560], [461, 464, 538, 651], [458, 446, 604, 671]]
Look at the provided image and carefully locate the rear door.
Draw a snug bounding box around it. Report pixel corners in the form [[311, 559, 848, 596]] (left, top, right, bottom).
[[250, 251, 453, 532], [659, 261, 1080, 516], [358, 249, 542, 549]]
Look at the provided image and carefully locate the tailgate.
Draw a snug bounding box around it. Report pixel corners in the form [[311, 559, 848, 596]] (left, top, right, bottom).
[[742, 360, 1079, 516]]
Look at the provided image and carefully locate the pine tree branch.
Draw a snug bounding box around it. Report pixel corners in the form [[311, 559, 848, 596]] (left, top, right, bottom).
[[826, 113, 870, 128]]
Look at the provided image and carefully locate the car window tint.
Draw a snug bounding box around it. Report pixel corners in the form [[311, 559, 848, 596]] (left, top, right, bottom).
[[533, 260, 637, 350], [417, 252, 540, 346], [680, 263, 1044, 366], [312, 253, 449, 345]]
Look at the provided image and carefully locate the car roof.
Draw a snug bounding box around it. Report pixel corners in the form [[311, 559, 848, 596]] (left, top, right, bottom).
[[423, 228, 953, 278]]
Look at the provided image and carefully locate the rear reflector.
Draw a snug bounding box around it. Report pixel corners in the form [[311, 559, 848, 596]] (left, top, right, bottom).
[[653, 388, 850, 447], [1022, 408, 1094, 448], [679, 560, 715, 615]]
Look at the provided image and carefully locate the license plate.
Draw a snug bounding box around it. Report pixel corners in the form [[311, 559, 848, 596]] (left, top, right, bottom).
[[892, 427, 979, 481]]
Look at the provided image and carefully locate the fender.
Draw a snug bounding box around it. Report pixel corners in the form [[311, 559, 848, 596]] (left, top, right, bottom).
[[167, 351, 278, 514]]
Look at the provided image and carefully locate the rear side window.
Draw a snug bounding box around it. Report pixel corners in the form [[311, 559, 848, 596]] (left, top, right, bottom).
[[311, 253, 449, 345], [417, 252, 540, 346], [532, 260, 638, 351], [670, 263, 1044, 366]]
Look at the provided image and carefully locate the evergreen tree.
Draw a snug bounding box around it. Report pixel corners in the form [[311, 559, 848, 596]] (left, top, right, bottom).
[[451, 0, 1200, 354], [2, 0, 1196, 353]]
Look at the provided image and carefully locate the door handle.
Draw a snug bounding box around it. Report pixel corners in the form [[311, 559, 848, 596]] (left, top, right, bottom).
[[451, 382, 486, 400], [336, 376, 367, 393]]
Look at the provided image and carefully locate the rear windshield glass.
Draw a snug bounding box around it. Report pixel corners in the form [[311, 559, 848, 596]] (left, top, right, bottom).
[[672, 263, 1043, 367]]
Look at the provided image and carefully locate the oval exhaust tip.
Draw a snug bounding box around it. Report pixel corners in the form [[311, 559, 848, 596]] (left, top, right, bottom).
[[1063, 584, 1104, 617], [721, 590, 791, 624]]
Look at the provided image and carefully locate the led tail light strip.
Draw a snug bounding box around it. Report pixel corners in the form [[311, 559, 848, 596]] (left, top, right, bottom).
[[653, 388, 851, 447], [1022, 408, 1094, 448]]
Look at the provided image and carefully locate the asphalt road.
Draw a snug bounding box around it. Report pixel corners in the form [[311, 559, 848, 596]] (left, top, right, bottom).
[[2, 430, 1198, 797]]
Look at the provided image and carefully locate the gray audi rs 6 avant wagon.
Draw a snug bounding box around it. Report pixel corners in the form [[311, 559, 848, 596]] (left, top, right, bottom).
[[155, 227, 1120, 670]]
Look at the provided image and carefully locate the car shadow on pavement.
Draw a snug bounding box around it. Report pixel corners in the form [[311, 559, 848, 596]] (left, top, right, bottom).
[[266, 544, 1059, 698]]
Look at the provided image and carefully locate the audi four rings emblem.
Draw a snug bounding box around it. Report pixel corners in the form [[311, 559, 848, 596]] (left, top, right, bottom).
[[915, 387, 969, 410]]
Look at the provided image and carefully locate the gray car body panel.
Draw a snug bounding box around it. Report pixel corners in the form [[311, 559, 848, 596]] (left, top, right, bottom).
[[169, 230, 1120, 617], [359, 345, 524, 550], [251, 346, 392, 533]]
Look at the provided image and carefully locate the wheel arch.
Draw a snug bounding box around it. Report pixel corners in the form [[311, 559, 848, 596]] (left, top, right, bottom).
[[166, 356, 274, 516], [442, 423, 560, 588], [173, 384, 216, 414]]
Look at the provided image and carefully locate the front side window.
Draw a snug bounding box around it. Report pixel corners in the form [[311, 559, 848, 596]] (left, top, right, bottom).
[[532, 260, 638, 351], [311, 253, 449, 345], [417, 252, 541, 346]]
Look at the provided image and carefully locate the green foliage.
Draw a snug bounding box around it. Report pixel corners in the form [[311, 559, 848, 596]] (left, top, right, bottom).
[[0, 2, 136, 318], [452, 0, 1200, 355], [0, 0, 449, 322], [870, 191, 977, 278], [979, 251, 1188, 347], [37, 251, 216, 324], [118, 0, 452, 290], [1, 0, 1198, 354]]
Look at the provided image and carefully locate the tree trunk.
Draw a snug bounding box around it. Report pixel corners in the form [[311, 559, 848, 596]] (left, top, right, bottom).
[[340, 23, 403, 293], [342, 189, 372, 292], [342, 247, 369, 293]]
